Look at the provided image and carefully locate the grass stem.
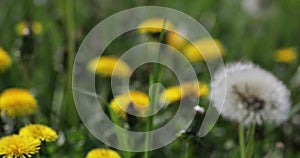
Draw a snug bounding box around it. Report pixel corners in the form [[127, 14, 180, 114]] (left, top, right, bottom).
[[62, 0, 79, 128], [144, 18, 167, 158]]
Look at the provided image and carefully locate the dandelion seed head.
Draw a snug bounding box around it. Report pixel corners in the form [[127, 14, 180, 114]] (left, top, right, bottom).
[[210, 62, 291, 126]]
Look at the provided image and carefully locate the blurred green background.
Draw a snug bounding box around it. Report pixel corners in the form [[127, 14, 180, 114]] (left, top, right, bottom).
[[0, 0, 300, 157]]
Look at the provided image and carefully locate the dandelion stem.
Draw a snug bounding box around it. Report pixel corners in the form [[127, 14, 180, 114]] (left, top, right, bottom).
[[107, 105, 131, 158], [185, 139, 193, 158], [144, 19, 167, 158], [62, 0, 79, 128], [246, 124, 256, 158], [239, 123, 246, 158], [0, 116, 4, 134]]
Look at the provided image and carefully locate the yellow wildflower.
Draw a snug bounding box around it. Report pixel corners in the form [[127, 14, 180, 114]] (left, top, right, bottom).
[[15, 21, 43, 35], [0, 88, 37, 117], [110, 91, 150, 118], [86, 148, 121, 158], [19, 124, 58, 142], [166, 31, 187, 50], [160, 82, 209, 104], [275, 47, 297, 63], [0, 47, 11, 72], [182, 38, 224, 62], [138, 18, 174, 34], [0, 135, 41, 158], [88, 56, 132, 78]]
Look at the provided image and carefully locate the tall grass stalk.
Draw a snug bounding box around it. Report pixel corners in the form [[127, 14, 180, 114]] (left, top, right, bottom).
[[62, 0, 79, 128], [144, 18, 167, 158]]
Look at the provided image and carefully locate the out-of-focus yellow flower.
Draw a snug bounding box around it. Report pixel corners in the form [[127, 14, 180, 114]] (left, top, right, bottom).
[[0, 88, 37, 117], [182, 38, 224, 62], [275, 47, 297, 63], [160, 82, 209, 104], [15, 21, 43, 35], [138, 18, 174, 34], [166, 31, 187, 50], [88, 56, 132, 78], [0, 135, 41, 158], [86, 148, 121, 158], [110, 91, 150, 118], [0, 47, 11, 73], [19, 124, 58, 142]]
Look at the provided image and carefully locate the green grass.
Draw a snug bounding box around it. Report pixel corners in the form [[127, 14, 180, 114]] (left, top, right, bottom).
[[0, 0, 300, 157]]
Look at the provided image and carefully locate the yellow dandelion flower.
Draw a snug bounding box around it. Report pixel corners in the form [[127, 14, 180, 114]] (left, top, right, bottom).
[[160, 82, 209, 104], [86, 148, 121, 158], [31, 22, 43, 34], [0, 135, 41, 158], [15, 21, 43, 35], [182, 38, 224, 62], [88, 56, 132, 78], [161, 86, 182, 104], [0, 88, 37, 117], [19, 124, 58, 142], [16, 21, 28, 35], [275, 47, 297, 63], [138, 18, 174, 34], [166, 31, 187, 50], [0, 47, 11, 73], [110, 91, 150, 118]]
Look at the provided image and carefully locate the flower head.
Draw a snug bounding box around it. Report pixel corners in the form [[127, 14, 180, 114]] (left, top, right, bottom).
[[182, 38, 224, 62], [0, 47, 11, 73], [88, 56, 132, 78], [210, 62, 291, 126], [160, 82, 209, 104], [0, 135, 41, 158], [138, 18, 174, 34], [110, 91, 150, 118], [86, 148, 121, 158], [15, 21, 43, 35], [19, 124, 58, 142], [241, 0, 274, 18], [165, 31, 187, 50], [0, 88, 37, 117], [275, 47, 297, 63]]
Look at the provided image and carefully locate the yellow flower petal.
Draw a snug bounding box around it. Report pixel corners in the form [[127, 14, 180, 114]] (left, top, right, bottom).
[[19, 124, 58, 142], [160, 82, 209, 104], [0, 135, 41, 158], [88, 56, 132, 78], [275, 47, 297, 63], [0, 47, 11, 72], [166, 31, 187, 50], [86, 148, 121, 158], [15, 21, 43, 35], [0, 88, 37, 117], [182, 38, 224, 62], [138, 18, 174, 34], [110, 91, 150, 118]]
